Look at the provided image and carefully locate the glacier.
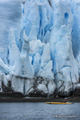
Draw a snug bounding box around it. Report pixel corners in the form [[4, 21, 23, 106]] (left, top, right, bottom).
[[0, 0, 80, 96]]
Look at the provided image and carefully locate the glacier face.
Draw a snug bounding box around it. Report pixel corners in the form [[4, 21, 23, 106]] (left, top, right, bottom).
[[0, 0, 80, 96]]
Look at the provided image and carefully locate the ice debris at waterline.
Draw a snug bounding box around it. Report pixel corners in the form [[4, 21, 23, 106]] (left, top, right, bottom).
[[0, 0, 80, 97]]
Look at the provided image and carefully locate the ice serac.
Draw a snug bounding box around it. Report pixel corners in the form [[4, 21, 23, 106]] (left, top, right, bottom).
[[13, 30, 34, 78], [38, 43, 54, 79], [50, 0, 79, 96], [8, 28, 20, 66]]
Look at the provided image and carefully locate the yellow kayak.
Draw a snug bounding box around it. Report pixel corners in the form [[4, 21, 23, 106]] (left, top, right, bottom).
[[45, 102, 73, 104]]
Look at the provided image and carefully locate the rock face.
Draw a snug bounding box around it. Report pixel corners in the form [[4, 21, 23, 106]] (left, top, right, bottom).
[[0, 0, 80, 96]]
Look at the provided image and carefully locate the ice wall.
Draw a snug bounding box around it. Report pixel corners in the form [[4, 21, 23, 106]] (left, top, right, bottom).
[[71, 0, 80, 76], [50, 0, 79, 96], [71, 0, 80, 58], [0, 0, 80, 96]]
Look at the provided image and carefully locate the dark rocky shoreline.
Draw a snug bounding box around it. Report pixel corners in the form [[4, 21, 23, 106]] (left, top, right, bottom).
[[0, 88, 80, 103], [0, 96, 80, 103]]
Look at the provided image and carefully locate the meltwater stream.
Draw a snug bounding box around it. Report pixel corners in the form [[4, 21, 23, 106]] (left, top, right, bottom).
[[0, 103, 80, 120]]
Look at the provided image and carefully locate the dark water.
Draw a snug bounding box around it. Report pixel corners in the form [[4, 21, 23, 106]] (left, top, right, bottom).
[[0, 103, 80, 120]]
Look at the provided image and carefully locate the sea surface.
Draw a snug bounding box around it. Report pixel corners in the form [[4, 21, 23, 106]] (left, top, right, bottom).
[[0, 103, 80, 120]]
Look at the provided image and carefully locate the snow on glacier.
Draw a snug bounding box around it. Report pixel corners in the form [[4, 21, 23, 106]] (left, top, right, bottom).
[[0, 0, 80, 96]]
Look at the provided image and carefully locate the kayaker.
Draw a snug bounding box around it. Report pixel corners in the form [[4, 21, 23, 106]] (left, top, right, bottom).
[[64, 98, 67, 103]]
